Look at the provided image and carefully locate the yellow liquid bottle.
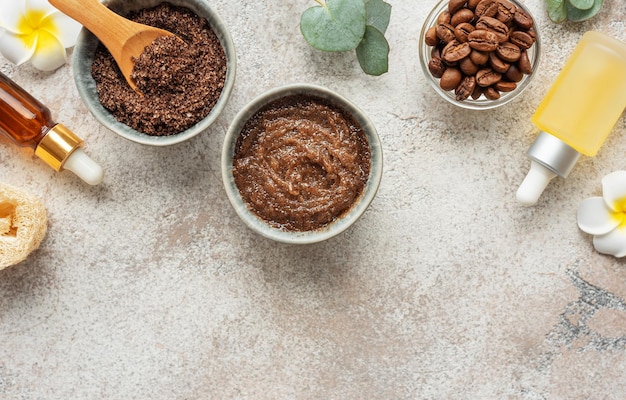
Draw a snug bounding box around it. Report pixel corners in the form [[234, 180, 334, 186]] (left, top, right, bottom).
[[517, 31, 626, 206]]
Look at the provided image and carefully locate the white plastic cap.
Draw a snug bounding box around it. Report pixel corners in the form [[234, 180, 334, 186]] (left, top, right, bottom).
[[63, 148, 104, 185], [516, 161, 557, 206]]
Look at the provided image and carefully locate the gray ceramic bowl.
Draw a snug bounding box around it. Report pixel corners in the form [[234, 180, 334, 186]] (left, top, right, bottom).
[[73, 0, 236, 146], [222, 84, 383, 244]]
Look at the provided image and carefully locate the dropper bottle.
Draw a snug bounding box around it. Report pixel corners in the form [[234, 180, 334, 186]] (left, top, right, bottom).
[[0, 72, 103, 185], [517, 32, 626, 205]]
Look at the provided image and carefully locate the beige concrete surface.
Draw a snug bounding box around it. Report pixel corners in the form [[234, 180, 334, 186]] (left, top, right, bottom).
[[1, 0, 626, 398]]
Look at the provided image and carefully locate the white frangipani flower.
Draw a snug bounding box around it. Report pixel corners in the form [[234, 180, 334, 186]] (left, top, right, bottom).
[[0, 0, 82, 71], [577, 171, 626, 258]]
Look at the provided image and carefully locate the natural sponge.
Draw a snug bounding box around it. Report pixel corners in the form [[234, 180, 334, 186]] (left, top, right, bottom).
[[0, 183, 47, 270]]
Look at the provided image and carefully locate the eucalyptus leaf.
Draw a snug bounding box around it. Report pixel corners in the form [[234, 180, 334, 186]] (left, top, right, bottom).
[[356, 26, 389, 76], [568, 0, 594, 10], [300, 0, 367, 52], [365, 0, 392, 34], [546, 0, 568, 22], [566, 0, 603, 21]]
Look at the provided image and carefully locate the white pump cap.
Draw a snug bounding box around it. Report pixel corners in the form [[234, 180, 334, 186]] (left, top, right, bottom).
[[516, 131, 580, 206], [63, 148, 104, 185], [516, 161, 557, 206]]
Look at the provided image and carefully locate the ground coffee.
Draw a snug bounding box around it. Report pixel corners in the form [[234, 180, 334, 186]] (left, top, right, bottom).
[[91, 3, 227, 136]]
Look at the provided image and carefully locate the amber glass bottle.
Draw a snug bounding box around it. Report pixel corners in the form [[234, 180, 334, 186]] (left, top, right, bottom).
[[0, 72, 103, 185]]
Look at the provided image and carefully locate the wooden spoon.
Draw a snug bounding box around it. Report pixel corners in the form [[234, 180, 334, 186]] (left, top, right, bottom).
[[49, 0, 179, 93]]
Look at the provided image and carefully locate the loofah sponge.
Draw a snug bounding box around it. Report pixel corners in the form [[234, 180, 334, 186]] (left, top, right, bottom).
[[0, 183, 47, 270]]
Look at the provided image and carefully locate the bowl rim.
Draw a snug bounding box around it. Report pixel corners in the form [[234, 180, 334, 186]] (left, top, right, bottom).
[[72, 0, 237, 146], [221, 83, 383, 244], [418, 0, 542, 110]]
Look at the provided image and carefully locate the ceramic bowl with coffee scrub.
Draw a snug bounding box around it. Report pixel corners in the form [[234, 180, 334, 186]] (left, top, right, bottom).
[[222, 84, 383, 244], [419, 0, 541, 110], [73, 0, 236, 146]]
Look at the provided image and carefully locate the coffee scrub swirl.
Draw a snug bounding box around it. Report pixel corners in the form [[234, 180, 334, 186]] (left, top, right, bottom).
[[232, 95, 371, 232]]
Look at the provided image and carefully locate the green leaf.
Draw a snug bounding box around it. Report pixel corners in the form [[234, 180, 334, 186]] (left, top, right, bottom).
[[566, 0, 603, 21], [365, 0, 392, 34], [300, 0, 367, 52], [568, 0, 594, 10], [356, 25, 389, 76], [546, 0, 568, 22]]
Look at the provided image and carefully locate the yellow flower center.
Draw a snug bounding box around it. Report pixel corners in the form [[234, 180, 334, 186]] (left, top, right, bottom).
[[611, 197, 626, 230], [16, 9, 60, 51]]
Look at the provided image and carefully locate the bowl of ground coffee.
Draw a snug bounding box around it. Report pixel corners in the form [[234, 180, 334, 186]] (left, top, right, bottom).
[[419, 0, 540, 110], [222, 84, 383, 244], [73, 0, 236, 145]]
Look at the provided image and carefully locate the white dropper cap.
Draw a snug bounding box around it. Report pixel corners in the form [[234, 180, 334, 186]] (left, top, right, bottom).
[[63, 148, 104, 185], [516, 161, 557, 206], [34, 124, 104, 185], [516, 131, 580, 206]]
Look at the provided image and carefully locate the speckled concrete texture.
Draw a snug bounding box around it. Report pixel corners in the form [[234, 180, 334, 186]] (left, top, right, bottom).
[[1, 1, 626, 398]]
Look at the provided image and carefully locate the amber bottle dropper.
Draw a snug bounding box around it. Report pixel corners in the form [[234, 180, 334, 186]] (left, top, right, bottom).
[[0, 72, 103, 185]]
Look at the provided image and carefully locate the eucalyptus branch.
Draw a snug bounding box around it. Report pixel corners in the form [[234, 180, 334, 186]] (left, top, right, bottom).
[[300, 0, 392, 76]]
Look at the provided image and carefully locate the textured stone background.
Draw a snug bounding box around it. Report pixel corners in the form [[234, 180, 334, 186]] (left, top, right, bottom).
[[1, 0, 626, 398]]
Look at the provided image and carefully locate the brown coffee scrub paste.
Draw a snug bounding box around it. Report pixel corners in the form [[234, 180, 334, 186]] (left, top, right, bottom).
[[232, 95, 371, 232], [91, 3, 227, 136]]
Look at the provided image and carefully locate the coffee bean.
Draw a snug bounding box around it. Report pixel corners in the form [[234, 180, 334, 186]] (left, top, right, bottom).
[[442, 40, 472, 62], [468, 0, 481, 9], [423, 0, 537, 102], [470, 49, 489, 65], [510, 30, 534, 49], [496, 0, 517, 23], [496, 41, 521, 62], [489, 51, 510, 73], [495, 80, 517, 92], [505, 64, 523, 81], [455, 75, 477, 100], [475, 0, 498, 18], [471, 85, 483, 99], [451, 8, 474, 26], [517, 50, 532, 74], [428, 57, 447, 78], [448, 0, 467, 14], [476, 67, 502, 86], [476, 16, 509, 43], [440, 67, 463, 91], [484, 86, 501, 100], [460, 56, 479, 75], [425, 26, 439, 46], [436, 23, 457, 43], [438, 10, 452, 24], [468, 30, 499, 52], [455, 23, 475, 42], [513, 9, 534, 29]]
